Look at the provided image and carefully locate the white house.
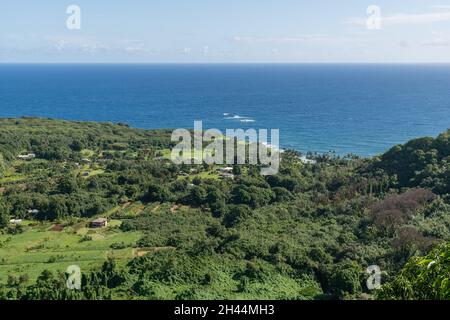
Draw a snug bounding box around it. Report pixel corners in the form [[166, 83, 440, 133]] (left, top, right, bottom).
[[299, 156, 317, 165], [17, 153, 36, 160]]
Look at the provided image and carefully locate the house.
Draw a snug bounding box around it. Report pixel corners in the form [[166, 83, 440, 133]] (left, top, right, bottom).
[[219, 172, 235, 179], [90, 218, 108, 228], [218, 167, 233, 173], [17, 153, 36, 161], [299, 156, 317, 165]]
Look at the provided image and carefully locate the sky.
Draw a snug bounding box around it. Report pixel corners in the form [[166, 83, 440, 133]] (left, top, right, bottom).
[[2, 0, 450, 63]]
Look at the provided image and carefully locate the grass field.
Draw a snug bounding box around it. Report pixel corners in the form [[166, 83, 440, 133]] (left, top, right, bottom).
[[0, 221, 141, 283], [0, 164, 26, 184], [0, 145, 229, 285]]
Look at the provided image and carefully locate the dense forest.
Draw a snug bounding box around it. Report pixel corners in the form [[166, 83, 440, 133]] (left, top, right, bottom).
[[0, 117, 449, 300]]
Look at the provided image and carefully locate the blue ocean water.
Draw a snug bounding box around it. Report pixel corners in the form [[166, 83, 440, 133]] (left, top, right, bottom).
[[0, 64, 449, 156]]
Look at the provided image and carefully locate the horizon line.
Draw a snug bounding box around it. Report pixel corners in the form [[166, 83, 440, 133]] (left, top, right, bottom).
[[2, 62, 450, 65]]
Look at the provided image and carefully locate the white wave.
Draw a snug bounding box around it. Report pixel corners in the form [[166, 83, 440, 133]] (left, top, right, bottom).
[[261, 141, 282, 151], [225, 114, 252, 120]]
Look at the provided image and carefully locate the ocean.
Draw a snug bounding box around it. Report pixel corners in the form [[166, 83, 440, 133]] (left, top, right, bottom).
[[1, 63, 449, 156]]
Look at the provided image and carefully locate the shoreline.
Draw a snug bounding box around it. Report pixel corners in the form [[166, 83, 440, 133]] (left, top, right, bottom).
[[0, 116, 402, 159]]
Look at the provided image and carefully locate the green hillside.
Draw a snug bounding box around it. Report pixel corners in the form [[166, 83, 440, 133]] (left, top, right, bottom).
[[0, 118, 449, 300]]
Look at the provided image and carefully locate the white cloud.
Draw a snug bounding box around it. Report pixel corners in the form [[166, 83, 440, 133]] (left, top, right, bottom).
[[0, 34, 156, 56], [232, 35, 365, 47], [399, 40, 411, 48], [232, 35, 328, 44], [421, 31, 450, 46], [122, 42, 154, 54], [422, 39, 450, 46], [431, 5, 450, 10], [44, 36, 154, 55], [346, 11, 450, 27], [43, 35, 109, 53]]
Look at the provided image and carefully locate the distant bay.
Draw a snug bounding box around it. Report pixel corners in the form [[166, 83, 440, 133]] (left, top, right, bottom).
[[1, 63, 449, 156]]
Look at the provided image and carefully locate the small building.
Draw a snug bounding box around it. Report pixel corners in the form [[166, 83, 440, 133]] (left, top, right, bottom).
[[17, 153, 36, 161], [90, 218, 108, 228], [219, 172, 235, 179], [299, 156, 317, 165], [218, 167, 233, 173], [9, 219, 23, 225], [28, 209, 39, 214]]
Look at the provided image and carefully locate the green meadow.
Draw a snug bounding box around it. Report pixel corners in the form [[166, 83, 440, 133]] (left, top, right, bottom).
[[0, 220, 141, 283]]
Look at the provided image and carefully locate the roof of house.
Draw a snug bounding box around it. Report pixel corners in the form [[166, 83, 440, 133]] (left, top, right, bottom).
[[18, 153, 36, 159]]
